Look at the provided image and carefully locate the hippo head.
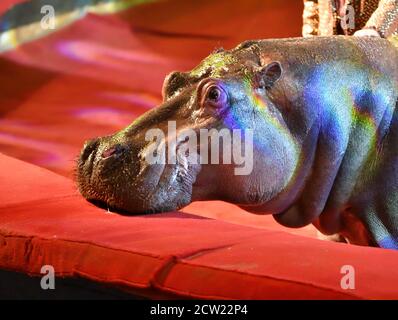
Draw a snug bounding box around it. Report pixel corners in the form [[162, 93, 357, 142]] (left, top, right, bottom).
[[77, 41, 301, 215]]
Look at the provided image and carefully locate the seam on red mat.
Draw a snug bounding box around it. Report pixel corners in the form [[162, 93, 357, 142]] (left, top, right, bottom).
[[148, 236, 366, 300], [0, 235, 166, 289], [0, 233, 254, 281], [0, 233, 165, 260], [160, 260, 364, 300], [0, 234, 246, 298], [151, 244, 236, 285], [0, 221, 268, 259]]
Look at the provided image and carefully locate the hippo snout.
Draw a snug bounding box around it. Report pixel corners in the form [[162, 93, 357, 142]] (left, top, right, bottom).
[[101, 144, 126, 159], [77, 136, 143, 213], [78, 137, 130, 177], [80, 138, 100, 163]]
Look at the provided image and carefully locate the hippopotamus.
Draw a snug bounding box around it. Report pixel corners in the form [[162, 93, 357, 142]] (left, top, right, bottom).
[[77, 36, 398, 249]]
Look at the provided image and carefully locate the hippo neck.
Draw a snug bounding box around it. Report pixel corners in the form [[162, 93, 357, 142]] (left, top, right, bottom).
[[276, 96, 396, 236]]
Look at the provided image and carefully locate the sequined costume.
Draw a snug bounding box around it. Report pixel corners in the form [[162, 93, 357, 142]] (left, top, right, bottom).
[[303, 0, 398, 37]]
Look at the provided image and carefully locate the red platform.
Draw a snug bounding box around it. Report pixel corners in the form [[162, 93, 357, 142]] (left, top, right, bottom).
[[2, 153, 398, 299]]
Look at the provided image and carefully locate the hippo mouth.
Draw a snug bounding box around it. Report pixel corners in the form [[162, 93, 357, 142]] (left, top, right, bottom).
[[77, 138, 201, 215]]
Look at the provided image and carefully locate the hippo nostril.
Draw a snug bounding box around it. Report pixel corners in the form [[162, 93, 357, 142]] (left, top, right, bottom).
[[81, 138, 99, 162], [101, 144, 125, 159]]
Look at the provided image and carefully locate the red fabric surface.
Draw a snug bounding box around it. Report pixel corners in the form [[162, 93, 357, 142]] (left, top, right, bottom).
[[1, 152, 398, 299], [2, 1, 398, 299]]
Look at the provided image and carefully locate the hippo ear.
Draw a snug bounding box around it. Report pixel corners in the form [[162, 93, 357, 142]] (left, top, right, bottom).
[[257, 61, 282, 89], [162, 71, 189, 101]]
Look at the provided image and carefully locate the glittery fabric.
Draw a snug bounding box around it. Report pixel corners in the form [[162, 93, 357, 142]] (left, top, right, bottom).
[[302, 1, 319, 36], [318, 0, 335, 35], [302, 0, 398, 37], [366, 0, 398, 37]]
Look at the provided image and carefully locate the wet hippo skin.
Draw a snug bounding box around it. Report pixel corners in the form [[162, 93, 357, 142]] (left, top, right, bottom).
[[77, 36, 398, 249]]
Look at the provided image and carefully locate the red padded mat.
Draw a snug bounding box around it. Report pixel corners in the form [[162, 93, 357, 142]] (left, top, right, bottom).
[[1, 153, 398, 299]]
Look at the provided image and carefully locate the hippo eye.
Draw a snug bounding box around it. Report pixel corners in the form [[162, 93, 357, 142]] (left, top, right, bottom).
[[203, 84, 227, 107], [208, 87, 221, 101]]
